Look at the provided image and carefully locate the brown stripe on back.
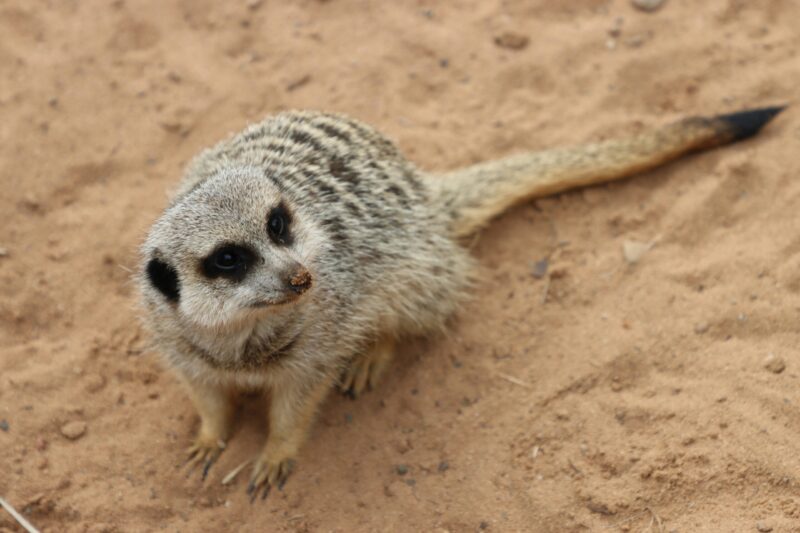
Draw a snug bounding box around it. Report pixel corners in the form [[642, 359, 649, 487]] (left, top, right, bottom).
[[228, 138, 306, 161], [308, 119, 356, 147], [320, 215, 350, 244], [286, 127, 328, 155], [328, 155, 362, 188], [400, 167, 426, 198], [241, 125, 269, 142], [386, 184, 411, 208]]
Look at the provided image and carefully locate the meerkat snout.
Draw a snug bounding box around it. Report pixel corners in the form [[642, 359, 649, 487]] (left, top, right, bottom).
[[287, 267, 312, 294]]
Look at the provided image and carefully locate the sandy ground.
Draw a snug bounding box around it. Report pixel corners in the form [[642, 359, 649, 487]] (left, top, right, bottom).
[[1, 0, 800, 531]]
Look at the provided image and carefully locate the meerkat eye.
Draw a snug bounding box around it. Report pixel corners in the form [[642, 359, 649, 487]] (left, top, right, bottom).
[[268, 212, 285, 238], [267, 203, 292, 245], [214, 250, 239, 270], [202, 245, 254, 281]]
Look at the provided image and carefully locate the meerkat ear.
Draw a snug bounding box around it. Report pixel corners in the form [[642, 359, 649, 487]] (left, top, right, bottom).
[[146, 258, 180, 302]]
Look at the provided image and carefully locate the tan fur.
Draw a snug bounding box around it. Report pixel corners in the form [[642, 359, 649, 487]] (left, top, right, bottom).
[[436, 115, 741, 237], [139, 107, 781, 497]]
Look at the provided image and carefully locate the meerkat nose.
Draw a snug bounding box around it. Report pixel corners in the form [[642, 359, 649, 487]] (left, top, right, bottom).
[[287, 267, 312, 294]]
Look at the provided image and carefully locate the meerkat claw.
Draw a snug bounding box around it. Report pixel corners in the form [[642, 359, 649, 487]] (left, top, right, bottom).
[[340, 342, 393, 398], [246, 481, 270, 504], [246, 456, 295, 502], [184, 439, 225, 481], [202, 455, 219, 481], [340, 358, 370, 398]]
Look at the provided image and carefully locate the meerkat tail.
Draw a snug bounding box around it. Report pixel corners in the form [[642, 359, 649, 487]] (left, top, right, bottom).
[[433, 106, 785, 238]]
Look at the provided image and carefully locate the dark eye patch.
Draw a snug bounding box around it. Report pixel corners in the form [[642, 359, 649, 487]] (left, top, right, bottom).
[[146, 258, 180, 302], [201, 244, 256, 282], [267, 202, 293, 246]]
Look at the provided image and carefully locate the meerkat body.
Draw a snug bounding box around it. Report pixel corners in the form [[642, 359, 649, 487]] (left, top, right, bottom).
[[140, 106, 782, 497]]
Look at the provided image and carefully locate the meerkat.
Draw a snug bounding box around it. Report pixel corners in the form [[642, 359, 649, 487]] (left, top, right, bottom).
[[139, 105, 783, 499]]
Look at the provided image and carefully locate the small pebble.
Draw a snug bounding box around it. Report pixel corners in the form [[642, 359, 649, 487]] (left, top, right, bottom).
[[625, 34, 647, 48], [286, 74, 311, 92], [608, 17, 624, 38], [694, 322, 709, 334], [622, 239, 652, 264], [764, 353, 786, 374], [0, 419, 8, 432], [531, 258, 549, 279], [494, 32, 529, 50], [548, 262, 569, 279], [60, 421, 87, 440], [632, 0, 666, 12], [395, 464, 409, 475], [84, 374, 106, 393], [0, 247, 8, 257], [437, 461, 449, 472], [756, 520, 774, 532], [196, 497, 213, 508]]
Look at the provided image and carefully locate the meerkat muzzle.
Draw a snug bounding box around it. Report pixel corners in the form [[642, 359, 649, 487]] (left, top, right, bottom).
[[287, 268, 312, 294]]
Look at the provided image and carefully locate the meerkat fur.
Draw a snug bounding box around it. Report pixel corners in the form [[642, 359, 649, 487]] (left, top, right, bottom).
[[139, 106, 783, 498]]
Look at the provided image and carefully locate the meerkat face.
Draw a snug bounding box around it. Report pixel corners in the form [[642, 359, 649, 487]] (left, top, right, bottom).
[[140, 167, 320, 331]]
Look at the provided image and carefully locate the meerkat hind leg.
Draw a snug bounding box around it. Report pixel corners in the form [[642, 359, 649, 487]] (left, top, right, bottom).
[[184, 379, 235, 480], [340, 337, 395, 398]]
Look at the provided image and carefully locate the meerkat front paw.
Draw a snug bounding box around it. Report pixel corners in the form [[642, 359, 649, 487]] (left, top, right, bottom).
[[246, 451, 296, 501], [181, 380, 235, 481], [340, 337, 395, 398], [241, 375, 332, 501]]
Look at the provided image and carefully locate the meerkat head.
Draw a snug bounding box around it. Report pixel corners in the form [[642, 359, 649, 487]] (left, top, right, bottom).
[[140, 166, 320, 331]]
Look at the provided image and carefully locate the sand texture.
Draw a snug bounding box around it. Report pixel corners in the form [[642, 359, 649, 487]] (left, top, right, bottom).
[[1, 0, 800, 531]]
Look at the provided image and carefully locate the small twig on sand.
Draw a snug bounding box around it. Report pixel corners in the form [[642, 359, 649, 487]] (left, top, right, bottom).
[[647, 507, 665, 533], [0, 496, 40, 533], [221, 459, 252, 485], [541, 275, 551, 304], [497, 372, 532, 389]]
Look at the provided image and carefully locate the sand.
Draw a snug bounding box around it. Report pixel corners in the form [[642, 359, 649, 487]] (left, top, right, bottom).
[[1, 1, 799, 531]]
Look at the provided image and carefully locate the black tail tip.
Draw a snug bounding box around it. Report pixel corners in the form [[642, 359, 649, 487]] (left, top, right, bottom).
[[717, 105, 787, 141]]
